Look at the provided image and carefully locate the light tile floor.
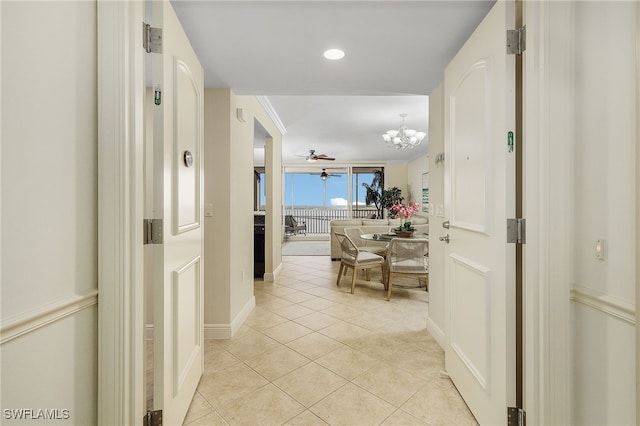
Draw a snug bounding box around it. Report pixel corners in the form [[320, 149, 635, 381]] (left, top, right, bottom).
[[183, 255, 478, 426]]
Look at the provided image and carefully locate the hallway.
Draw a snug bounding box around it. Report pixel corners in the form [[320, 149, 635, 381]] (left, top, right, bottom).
[[183, 255, 477, 425]]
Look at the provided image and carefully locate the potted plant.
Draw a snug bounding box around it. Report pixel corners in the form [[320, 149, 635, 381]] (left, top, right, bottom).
[[390, 201, 420, 237], [381, 187, 404, 218]]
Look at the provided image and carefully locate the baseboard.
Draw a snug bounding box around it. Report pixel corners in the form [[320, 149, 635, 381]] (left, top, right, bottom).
[[204, 295, 256, 339], [230, 295, 256, 336], [426, 316, 446, 350], [204, 323, 233, 339], [263, 262, 282, 282]]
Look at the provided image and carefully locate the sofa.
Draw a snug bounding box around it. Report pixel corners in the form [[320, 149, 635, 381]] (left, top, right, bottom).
[[329, 215, 429, 260]]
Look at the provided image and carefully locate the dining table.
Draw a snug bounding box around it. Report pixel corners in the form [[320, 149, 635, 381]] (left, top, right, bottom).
[[360, 232, 429, 291], [360, 232, 429, 242]]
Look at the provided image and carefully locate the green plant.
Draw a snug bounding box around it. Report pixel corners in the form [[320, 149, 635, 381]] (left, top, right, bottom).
[[361, 170, 384, 218], [381, 187, 404, 218]]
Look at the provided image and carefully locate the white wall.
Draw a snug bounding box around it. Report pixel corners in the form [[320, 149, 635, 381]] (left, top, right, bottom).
[[204, 89, 233, 333], [571, 2, 637, 424], [425, 84, 446, 347], [384, 163, 409, 200], [407, 154, 428, 209], [239, 98, 283, 282], [1, 1, 98, 423], [203, 90, 282, 338]]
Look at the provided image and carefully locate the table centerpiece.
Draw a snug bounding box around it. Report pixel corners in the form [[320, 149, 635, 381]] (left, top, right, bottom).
[[389, 201, 420, 237]]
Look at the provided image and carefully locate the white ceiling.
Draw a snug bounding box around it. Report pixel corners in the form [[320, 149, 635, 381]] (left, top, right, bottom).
[[171, 0, 495, 164]]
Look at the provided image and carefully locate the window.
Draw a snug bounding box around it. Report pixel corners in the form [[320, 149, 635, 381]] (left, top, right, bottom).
[[284, 168, 347, 209], [352, 167, 384, 218], [281, 166, 385, 232]]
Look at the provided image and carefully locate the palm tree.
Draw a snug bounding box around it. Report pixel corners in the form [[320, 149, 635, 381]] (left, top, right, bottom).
[[362, 170, 384, 218], [362, 171, 406, 219]]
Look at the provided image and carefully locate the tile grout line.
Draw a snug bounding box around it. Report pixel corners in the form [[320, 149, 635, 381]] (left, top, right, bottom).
[[184, 256, 475, 425]]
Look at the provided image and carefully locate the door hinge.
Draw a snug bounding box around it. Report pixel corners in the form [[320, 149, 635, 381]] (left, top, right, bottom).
[[508, 406, 526, 426], [144, 409, 162, 426], [143, 22, 162, 53], [507, 218, 526, 244], [507, 26, 526, 55], [144, 219, 163, 245]]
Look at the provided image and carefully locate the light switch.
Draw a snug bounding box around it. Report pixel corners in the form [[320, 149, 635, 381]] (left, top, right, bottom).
[[595, 239, 605, 261], [205, 203, 213, 217]]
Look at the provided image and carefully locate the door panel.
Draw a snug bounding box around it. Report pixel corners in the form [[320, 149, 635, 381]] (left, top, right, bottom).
[[450, 61, 490, 233], [444, 1, 516, 425], [172, 256, 201, 395], [450, 254, 492, 391], [152, 1, 204, 424], [173, 58, 200, 233]]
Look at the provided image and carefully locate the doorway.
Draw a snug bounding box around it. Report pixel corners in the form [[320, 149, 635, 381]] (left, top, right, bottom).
[[254, 120, 269, 278]]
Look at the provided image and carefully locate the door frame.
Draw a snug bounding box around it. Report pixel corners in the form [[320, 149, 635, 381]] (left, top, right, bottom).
[[637, 3, 640, 423], [95, 1, 637, 424], [522, 1, 573, 424], [97, 1, 146, 424], [524, 2, 640, 424]]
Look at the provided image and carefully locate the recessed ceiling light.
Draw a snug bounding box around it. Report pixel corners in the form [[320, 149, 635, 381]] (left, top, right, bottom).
[[323, 48, 345, 60]]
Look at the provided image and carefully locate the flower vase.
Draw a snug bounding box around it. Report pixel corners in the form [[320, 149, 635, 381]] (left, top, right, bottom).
[[394, 230, 414, 238]]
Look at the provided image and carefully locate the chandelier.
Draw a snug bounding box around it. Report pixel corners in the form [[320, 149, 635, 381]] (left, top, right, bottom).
[[382, 114, 426, 150]]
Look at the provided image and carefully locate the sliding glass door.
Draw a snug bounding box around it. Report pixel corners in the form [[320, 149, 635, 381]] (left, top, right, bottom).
[[283, 166, 383, 233]]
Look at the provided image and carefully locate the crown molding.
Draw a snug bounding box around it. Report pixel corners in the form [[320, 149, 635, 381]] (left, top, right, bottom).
[[256, 96, 287, 136]]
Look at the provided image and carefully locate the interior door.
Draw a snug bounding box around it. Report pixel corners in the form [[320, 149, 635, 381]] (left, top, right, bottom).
[[443, 1, 516, 425], [152, 1, 204, 424]]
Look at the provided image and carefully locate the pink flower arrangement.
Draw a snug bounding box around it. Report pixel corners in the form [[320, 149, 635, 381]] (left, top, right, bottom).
[[390, 201, 420, 219], [390, 201, 420, 231]]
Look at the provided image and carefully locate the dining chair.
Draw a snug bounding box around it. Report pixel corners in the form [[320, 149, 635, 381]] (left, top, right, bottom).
[[343, 227, 387, 257], [334, 232, 386, 296], [385, 238, 429, 301]]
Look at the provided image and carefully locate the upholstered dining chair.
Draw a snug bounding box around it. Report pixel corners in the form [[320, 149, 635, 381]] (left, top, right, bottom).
[[343, 227, 387, 257], [334, 232, 386, 296], [385, 238, 429, 301]]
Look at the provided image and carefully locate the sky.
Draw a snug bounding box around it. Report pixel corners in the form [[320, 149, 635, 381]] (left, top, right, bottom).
[[279, 172, 375, 208]]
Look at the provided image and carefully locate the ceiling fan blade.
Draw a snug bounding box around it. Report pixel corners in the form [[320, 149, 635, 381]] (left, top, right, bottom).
[[298, 150, 335, 161]]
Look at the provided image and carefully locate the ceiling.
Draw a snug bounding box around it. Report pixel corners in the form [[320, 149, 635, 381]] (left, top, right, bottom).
[[171, 0, 495, 165]]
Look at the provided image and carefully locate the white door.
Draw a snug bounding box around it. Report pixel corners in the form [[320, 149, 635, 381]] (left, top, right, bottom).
[[443, 1, 516, 425], [152, 1, 204, 424]]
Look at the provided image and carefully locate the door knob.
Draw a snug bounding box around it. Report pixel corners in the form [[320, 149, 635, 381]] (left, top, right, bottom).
[[442, 220, 450, 229], [439, 234, 450, 243]]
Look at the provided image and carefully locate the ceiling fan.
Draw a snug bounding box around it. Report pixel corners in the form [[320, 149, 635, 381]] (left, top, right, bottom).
[[298, 149, 335, 162], [318, 168, 341, 181]]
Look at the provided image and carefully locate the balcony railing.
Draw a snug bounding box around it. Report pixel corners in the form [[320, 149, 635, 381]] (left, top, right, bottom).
[[284, 207, 378, 234]]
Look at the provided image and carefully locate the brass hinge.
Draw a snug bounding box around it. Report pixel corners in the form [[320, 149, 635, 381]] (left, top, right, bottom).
[[143, 22, 162, 53], [144, 219, 163, 245], [507, 26, 526, 55], [144, 409, 162, 426], [508, 406, 526, 426], [507, 218, 526, 244]]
